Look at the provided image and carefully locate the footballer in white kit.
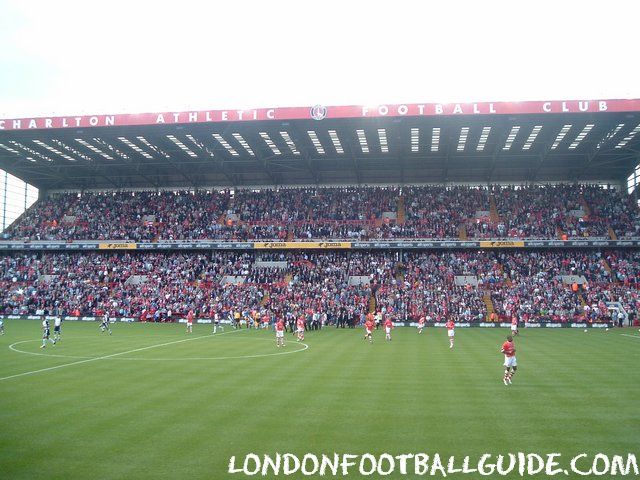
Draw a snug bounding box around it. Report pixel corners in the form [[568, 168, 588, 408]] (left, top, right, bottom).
[[53, 316, 62, 341]]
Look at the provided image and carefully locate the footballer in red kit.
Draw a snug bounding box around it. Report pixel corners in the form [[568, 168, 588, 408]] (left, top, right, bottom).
[[364, 319, 374, 343], [384, 317, 394, 341], [501, 335, 517, 385], [511, 316, 519, 336], [275, 319, 285, 348], [296, 316, 305, 342], [446, 320, 455, 349], [186, 309, 194, 334]]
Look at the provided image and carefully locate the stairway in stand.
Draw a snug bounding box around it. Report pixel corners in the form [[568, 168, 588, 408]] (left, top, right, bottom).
[[368, 294, 377, 313], [578, 293, 587, 308], [498, 262, 513, 287], [556, 226, 567, 240], [283, 274, 293, 284], [601, 258, 619, 285], [607, 226, 618, 240], [396, 195, 406, 225], [260, 291, 270, 306], [579, 194, 592, 217], [286, 230, 294, 241], [483, 290, 496, 321], [489, 194, 501, 223], [458, 222, 468, 240]]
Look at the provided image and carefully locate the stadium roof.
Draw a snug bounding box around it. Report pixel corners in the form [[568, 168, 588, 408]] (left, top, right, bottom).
[[1, 99, 639, 190]]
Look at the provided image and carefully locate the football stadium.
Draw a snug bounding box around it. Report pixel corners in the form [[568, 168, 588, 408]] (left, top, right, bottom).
[[1, 2, 639, 479]]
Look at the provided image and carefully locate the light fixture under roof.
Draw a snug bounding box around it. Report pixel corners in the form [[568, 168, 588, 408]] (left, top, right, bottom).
[[410, 128, 419, 152], [118, 137, 153, 159], [356, 129, 369, 153], [377, 128, 388, 153], [476, 126, 491, 151], [307, 130, 325, 155], [522, 125, 542, 150], [232, 133, 255, 156], [431, 127, 440, 152], [212, 133, 239, 156], [457, 127, 469, 152], [185, 134, 215, 158], [597, 123, 624, 149], [615, 123, 640, 149], [328, 130, 344, 154], [551, 124, 572, 149], [8, 141, 53, 162], [32, 140, 78, 162], [502, 126, 520, 150], [167, 135, 198, 157], [259, 132, 282, 155], [52, 140, 91, 161], [75, 139, 114, 160], [137, 136, 169, 158], [279, 131, 300, 155], [0, 143, 21, 155], [568, 124, 594, 149]]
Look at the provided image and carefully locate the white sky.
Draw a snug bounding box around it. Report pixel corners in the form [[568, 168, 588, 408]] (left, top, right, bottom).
[[0, 0, 639, 117]]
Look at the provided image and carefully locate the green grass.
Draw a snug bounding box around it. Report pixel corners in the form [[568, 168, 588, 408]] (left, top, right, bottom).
[[1, 320, 639, 479]]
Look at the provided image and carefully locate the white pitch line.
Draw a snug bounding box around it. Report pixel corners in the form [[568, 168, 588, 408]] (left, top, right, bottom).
[[620, 333, 640, 339], [1, 329, 242, 382], [8, 335, 309, 361]]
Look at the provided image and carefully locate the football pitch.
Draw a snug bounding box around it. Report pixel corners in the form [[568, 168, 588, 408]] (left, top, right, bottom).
[[0, 320, 639, 480]]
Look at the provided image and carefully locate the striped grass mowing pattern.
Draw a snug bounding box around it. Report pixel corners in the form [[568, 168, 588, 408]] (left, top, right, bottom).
[[0, 320, 639, 479]]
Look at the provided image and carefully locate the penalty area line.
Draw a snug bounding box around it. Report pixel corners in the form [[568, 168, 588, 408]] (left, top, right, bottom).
[[1, 329, 243, 382]]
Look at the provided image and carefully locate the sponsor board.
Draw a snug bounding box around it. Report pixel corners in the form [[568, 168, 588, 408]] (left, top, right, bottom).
[[254, 241, 351, 249], [525, 241, 545, 247], [478, 322, 496, 328], [98, 243, 137, 250], [480, 240, 525, 248], [499, 322, 512, 328], [525, 322, 541, 328], [1, 239, 639, 251]]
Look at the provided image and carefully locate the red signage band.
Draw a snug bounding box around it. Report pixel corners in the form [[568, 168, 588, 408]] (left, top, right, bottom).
[[1, 99, 639, 131]]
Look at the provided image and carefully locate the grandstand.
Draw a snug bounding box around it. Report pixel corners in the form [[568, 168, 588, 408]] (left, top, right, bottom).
[[0, 99, 639, 327]]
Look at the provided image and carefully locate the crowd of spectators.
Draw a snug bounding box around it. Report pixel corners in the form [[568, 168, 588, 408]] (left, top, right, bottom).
[[488, 185, 636, 239], [3, 184, 639, 241], [2, 250, 636, 324]]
